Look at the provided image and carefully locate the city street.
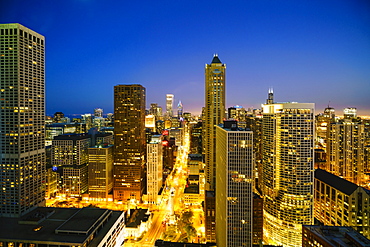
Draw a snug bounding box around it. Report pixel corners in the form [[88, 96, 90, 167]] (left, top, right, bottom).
[[124, 126, 191, 246]]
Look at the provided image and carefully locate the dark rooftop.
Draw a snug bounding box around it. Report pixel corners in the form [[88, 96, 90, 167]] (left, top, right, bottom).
[[53, 133, 90, 141], [0, 207, 124, 246], [125, 208, 150, 228], [211, 55, 222, 64], [315, 169, 359, 195]]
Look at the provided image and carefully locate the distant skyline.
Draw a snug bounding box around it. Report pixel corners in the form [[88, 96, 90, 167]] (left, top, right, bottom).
[[1, 0, 369, 116]]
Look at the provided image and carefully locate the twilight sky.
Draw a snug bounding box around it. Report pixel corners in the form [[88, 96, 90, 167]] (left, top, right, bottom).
[[1, 0, 370, 116]]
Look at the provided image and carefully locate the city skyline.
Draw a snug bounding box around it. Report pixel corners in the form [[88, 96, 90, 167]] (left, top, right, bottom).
[[1, 0, 369, 116]]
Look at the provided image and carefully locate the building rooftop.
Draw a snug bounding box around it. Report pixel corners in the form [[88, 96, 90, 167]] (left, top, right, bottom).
[[211, 55, 222, 64], [184, 184, 199, 194], [0, 207, 124, 246], [125, 208, 150, 228], [304, 225, 370, 246], [53, 133, 90, 141], [315, 169, 359, 195]]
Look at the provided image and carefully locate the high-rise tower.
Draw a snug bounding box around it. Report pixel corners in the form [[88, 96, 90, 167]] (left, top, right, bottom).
[[262, 101, 314, 247], [203, 54, 226, 190], [216, 121, 253, 247], [177, 100, 183, 118], [166, 94, 174, 119], [113, 84, 146, 202], [0, 24, 46, 217]]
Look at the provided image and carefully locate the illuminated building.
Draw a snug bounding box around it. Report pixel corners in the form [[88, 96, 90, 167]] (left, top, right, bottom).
[[45, 167, 58, 199], [203, 55, 226, 243], [228, 105, 246, 122], [149, 103, 163, 119], [204, 191, 216, 243], [188, 154, 205, 197], [94, 107, 103, 118], [245, 115, 263, 193], [266, 88, 274, 104], [125, 208, 152, 240], [262, 101, 314, 247], [314, 169, 370, 238], [0, 24, 45, 217], [326, 116, 366, 186], [0, 207, 125, 247], [203, 54, 226, 190], [190, 121, 202, 154], [169, 127, 183, 147], [177, 100, 183, 118], [53, 112, 65, 123], [113, 84, 146, 202], [45, 122, 87, 146], [147, 135, 163, 204], [344, 107, 357, 119], [215, 120, 253, 247], [166, 94, 174, 119], [88, 144, 113, 200], [81, 113, 93, 129], [145, 114, 156, 132], [302, 225, 370, 247], [253, 193, 263, 245], [315, 106, 335, 150], [52, 134, 90, 197]]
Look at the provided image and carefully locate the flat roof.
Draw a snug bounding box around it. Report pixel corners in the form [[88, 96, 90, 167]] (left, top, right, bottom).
[[56, 208, 110, 234], [303, 225, 370, 246], [0, 207, 124, 245]]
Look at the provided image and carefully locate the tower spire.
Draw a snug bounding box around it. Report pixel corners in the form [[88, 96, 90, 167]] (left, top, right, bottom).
[[267, 87, 274, 104]]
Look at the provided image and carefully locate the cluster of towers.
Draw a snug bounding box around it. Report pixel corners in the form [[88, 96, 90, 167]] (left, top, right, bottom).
[[2, 23, 370, 247], [203, 55, 315, 247]]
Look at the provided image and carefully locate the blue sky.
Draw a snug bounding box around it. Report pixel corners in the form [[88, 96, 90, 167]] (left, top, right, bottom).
[[1, 0, 369, 116]]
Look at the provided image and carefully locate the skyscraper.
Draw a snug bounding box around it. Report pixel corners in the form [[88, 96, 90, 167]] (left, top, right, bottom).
[[113, 84, 146, 202], [166, 94, 174, 119], [88, 144, 113, 200], [52, 134, 90, 197], [203, 54, 226, 190], [262, 101, 314, 247], [147, 135, 163, 205], [0, 24, 46, 217], [326, 116, 365, 186], [215, 121, 253, 247]]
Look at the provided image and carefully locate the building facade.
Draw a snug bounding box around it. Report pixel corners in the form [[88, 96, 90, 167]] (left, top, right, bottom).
[[314, 168, 370, 238], [166, 94, 174, 119], [113, 84, 146, 202], [203, 54, 226, 191], [147, 135, 163, 204], [88, 144, 114, 200], [0, 24, 46, 217], [215, 121, 253, 247], [302, 225, 370, 247], [262, 102, 315, 247], [52, 134, 90, 197], [326, 119, 366, 186]]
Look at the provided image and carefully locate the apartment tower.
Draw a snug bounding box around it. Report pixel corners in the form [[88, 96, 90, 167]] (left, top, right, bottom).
[[0, 24, 46, 217], [215, 121, 253, 247], [262, 101, 314, 247], [113, 85, 146, 202]]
